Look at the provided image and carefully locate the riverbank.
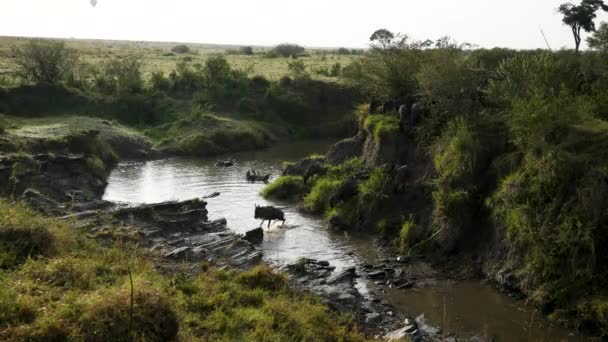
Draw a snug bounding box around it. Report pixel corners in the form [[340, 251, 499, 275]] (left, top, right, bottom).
[[0, 121, 381, 340], [262, 105, 599, 340]]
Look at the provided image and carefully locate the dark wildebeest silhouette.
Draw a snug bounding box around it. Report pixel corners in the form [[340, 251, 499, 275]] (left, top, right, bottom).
[[369, 98, 381, 114], [246, 170, 271, 183], [303, 163, 327, 185], [254, 205, 286, 228]]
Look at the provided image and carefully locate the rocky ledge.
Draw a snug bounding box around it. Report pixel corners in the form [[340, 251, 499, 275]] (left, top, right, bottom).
[[281, 257, 445, 341], [65, 198, 263, 270]]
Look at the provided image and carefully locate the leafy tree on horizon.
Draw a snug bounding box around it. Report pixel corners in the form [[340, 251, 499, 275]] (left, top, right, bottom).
[[558, 0, 608, 53], [587, 21, 608, 53]]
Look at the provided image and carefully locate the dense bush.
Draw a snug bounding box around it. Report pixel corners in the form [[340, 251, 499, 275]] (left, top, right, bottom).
[[260, 175, 307, 200], [12, 40, 79, 85], [93, 57, 144, 96], [271, 43, 306, 58], [171, 44, 191, 54]]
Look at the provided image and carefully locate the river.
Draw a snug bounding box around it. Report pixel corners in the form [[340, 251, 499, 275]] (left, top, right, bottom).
[[103, 141, 588, 342]]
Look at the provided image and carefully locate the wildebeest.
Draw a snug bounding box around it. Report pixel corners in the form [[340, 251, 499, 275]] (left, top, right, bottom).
[[246, 170, 271, 183], [303, 163, 327, 184], [254, 205, 286, 228]]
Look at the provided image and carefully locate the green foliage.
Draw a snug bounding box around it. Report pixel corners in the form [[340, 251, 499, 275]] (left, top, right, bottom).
[[270, 44, 305, 58], [414, 51, 482, 145], [12, 40, 79, 84], [304, 176, 343, 213], [261, 175, 306, 200], [376, 219, 390, 237], [93, 57, 144, 96], [432, 117, 480, 183], [364, 114, 400, 140], [171, 44, 191, 54], [239, 46, 254, 55], [0, 200, 65, 268], [148, 111, 273, 157], [149, 70, 171, 93], [399, 216, 416, 253], [343, 49, 420, 100], [587, 22, 608, 54], [508, 94, 592, 151], [489, 53, 578, 101], [287, 57, 308, 79], [359, 167, 391, 213]]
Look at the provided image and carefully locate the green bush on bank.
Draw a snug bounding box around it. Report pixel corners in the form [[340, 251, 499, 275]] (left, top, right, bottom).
[[364, 114, 400, 140], [260, 175, 307, 200]]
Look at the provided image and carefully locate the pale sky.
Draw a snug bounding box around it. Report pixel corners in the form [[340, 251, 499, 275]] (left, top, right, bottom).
[[1, 0, 607, 49]]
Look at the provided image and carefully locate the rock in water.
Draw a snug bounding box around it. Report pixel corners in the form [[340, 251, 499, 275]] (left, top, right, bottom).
[[244, 227, 264, 244]]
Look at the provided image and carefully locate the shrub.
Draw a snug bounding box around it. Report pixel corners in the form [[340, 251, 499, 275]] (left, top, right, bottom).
[[149, 70, 170, 93], [399, 217, 416, 253], [304, 177, 342, 213], [330, 62, 342, 77], [75, 282, 179, 341], [261, 175, 306, 200], [171, 44, 191, 54], [12, 39, 79, 85], [235, 265, 287, 291], [287, 58, 308, 79], [0, 200, 63, 268], [94, 57, 144, 96], [489, 52, 578, 101], [271, 44, 305, 58], [508, 94, 592, 151], [359, 167, 391, 213], [364, 114, 400, 140], [0, 287, 36, 327], [239, 46, 254, 55]]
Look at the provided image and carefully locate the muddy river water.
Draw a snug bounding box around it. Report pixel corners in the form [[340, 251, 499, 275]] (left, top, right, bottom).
[[103, 141, 588, 341]]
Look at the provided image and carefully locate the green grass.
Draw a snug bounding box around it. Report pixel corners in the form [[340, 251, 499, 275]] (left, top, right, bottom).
[[304, 176, 343, 213], [399, 217, 416, 254], [0, 198, 369, 341], [260, 175, 307, 200], [364, 114, 400, 140], [0, 36, 356, 83], [147, 111, 278, 156]]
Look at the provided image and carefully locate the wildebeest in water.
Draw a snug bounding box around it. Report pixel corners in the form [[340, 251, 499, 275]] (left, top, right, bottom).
[[254, 205, 285, 228]]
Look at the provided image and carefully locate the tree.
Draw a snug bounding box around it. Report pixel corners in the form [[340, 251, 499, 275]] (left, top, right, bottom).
[[587, 21, 608, 53], [171, 44, 191, 54], [370, 29, 395, 49], [558, 0, 608, 53], [369, 29, 409, 50], [12, 40, 79, 84], [271, 44, 305, 58], [239, 46, 254, 55]]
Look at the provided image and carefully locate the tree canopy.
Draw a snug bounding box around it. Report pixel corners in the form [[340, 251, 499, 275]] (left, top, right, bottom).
[[558, 0, 608, 52]]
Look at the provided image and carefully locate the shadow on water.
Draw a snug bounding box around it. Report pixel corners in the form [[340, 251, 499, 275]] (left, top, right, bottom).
[[103, 140, 590, 342]]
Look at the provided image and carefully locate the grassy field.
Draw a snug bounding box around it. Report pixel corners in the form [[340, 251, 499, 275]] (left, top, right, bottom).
[[0, 36, 357, 85]]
